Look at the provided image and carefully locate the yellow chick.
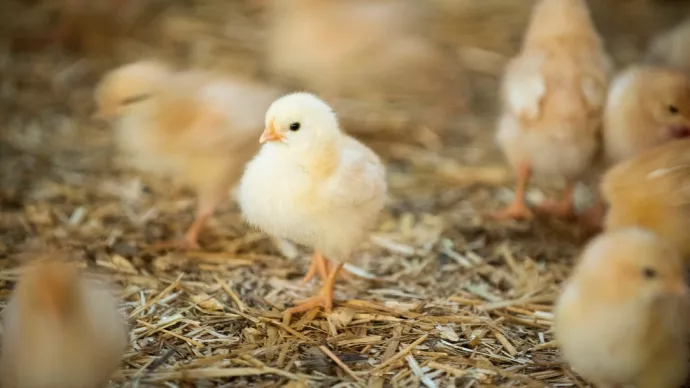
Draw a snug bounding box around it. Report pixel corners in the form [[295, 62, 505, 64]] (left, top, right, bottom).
[[603, 65, 690, 165], [555, 228, 689, 388], [601, 139, 690, 259], [262, 0, 460, 119], [492, 0, 611, 220], [238, 92, 387, 317], [646, 18, 690, 75], [0, 259, 127, 388], [95, 63, 280, 249]]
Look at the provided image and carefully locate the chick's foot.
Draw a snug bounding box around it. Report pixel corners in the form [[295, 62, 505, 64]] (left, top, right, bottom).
[[286, 263, 343, 317], [488, 201, 534, 220]]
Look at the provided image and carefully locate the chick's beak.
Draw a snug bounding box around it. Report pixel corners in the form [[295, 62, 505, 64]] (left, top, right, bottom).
[[259, 120, 285, 143]]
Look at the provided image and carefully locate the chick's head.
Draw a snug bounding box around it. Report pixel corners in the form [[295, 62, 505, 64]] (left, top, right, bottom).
[[645, 70, 690, 139], [94, 60, 172, 120], [260, 92, 342, 153], [580, 228, 688, 303]]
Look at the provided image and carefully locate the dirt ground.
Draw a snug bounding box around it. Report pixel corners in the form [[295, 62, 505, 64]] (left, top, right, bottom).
[[1, 0, 689, 387]]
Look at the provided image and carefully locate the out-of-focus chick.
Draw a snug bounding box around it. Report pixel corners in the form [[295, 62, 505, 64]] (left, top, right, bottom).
[[602, 139, 690, 259], [646, 19, 690, 75], [0, 259, 127, 388], [263, 0, 461, 130], [238, 92, 387, 318], [603, 66, 690, 165], [492, 0, 611, 220], [555, 228, 689, 388], [95, 62, 280, 249]]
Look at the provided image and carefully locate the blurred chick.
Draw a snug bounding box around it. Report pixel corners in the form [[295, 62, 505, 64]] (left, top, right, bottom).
[[238, 92, 387, 318], [602, 139, 690, 259], [492, 0, 611, 220], [95, 62, 280, 249], [555, 228, 689, 388], [646, 18, 690, 75], [603, 65, 690, 165], [263, 0, 461, 129], [0, 259, 127, 388]]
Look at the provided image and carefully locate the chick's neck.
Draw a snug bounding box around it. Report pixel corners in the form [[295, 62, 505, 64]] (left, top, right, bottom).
[[293, 132, 342, 180]]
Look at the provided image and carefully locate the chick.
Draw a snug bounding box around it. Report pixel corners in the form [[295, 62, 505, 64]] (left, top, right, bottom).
[[95, 63, 280, 249], [603, 66, 690, 165], [602, 139, 690, 259], [238, 92, 387, 317], [492, 0, 611, 220], [555, 228, 689, 388], [0, 259, 127, 388], [646, 18, 690, 75], [262, 0, 461, 131]]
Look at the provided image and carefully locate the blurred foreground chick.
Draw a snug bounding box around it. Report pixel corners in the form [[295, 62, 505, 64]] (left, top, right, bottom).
[[492, 0, 611, 220], [602, 139, 690, 259], [263, 0, 460, 122], [95, 62, 280, 249], [0, 259, 127, 388], [555, 228, 689, 388], [646, 19, 690, 75], [238, 92, 387, 317], [603, 66, 690, 165]]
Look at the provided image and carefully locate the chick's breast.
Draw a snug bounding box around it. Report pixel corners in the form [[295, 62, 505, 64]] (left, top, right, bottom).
[[239, 138, 386, 262]]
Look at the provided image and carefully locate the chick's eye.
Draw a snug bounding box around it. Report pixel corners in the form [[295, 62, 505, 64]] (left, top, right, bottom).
[[289, 122, 301, 131], [642, 267, 657, 279], [669, 105, 680, 114]]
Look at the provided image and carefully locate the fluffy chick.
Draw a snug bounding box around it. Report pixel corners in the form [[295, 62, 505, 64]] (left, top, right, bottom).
[[555, 228, 689, 388], [238, 92, 387, 318], [263, 0, 460, 128], [95, 63, 280, 249], [646, 18, 690, 75], [603, 65, 690, 165], [0, 259, 127, 388], [602, 139, 690, 259], [493, 0, 611, 220]]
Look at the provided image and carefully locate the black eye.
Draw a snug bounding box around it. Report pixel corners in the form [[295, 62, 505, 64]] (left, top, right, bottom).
[[289, 122, 301, 131], [669, 105, 680, 114], [642, 267, 657, 279]]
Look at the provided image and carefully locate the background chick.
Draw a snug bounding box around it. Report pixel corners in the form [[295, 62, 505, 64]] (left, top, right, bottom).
[[646, 18, 690, 75], [95, 63, 281, 249], [602, 138, 690, 260], [603, 65, 690, 165], [261, 0, 462, 135], [0, 258, 127, 388], [492, 0, 612, 220], [238, 92, 387, 319], [555, 228, 689, 388]]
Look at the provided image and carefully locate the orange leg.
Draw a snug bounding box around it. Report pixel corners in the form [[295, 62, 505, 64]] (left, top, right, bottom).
[[489, 163, 533, 220], [285, 262, 343, 317], [535, 181, 576, 219], [301, 251, 330, 284], [150, 185, 227, 251], [150, 213, 209, 250]]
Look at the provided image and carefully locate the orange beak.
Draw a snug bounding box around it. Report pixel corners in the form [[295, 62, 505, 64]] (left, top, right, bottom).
[[259, 119, 285, 143]]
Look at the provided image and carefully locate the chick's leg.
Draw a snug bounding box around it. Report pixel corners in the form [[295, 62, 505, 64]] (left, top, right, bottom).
[[489, 163, 533, 220], [285, 262, 343, 317], [535, 181, 575, 219], [301, 251, 330, 284], [151, 185, 228, 250]]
